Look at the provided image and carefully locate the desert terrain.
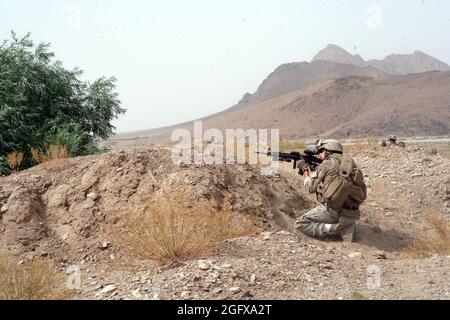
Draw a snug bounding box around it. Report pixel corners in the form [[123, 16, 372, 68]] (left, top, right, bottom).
[[1, 41, 449, 301], [1, 141, 449, 300]]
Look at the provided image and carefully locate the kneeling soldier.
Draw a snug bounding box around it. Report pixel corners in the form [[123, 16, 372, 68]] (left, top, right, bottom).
[[295, 139, 367, 242]]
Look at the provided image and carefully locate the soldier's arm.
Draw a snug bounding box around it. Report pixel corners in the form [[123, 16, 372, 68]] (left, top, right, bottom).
[[303, 161, 330, 194]]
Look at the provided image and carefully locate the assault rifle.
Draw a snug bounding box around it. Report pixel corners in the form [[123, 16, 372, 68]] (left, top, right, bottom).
[[256, 148, 322, 175]]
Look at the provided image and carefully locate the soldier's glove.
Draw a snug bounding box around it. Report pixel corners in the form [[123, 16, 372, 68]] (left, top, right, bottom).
[[297, 160, 310, 175]]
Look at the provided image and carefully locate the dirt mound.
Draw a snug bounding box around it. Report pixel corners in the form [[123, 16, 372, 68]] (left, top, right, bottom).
[[0, 148, 313, 265], [2, 146, 450, 300], [70, 146, 450, 300]]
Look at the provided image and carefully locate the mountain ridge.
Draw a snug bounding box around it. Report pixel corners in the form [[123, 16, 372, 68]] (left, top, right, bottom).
[[313, 44, 450, 75], [111, 45, 450, 144], [111, 71, 450, 145]]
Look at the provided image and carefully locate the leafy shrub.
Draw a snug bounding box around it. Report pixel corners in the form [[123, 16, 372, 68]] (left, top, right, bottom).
[[0, 32, 125, 175]]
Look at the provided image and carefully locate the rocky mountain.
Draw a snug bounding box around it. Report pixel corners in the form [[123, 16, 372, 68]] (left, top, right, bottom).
[[367, 51, 450, 75], [239, 60, 386, 106], [111, 45, 450, 143], [205, 71, 450, 139], [313, 44, 450, 76], [111, 71, 450, 145], [312, 44, 366, 67]]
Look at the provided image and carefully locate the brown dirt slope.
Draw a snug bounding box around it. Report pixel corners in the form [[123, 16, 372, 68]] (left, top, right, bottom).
[[208, 71, 450, 138], [1, 146, 450, 299], [0, 148, 312, 264]]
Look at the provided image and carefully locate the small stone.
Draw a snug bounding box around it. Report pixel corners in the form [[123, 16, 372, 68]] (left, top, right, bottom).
[[229, 287, 241, 294], [0, 204, 8, 213], [160, 260, 186, 271], [97, 284, 117, 295], [101, 242, 110, 250], [348, 252, 363, 259], [87, 192, 98, 200], [180, 291, 190, 298], [372, 226, 382, 233], [131, 289, 143, 299], [262, 232, 271, 240], [374, 251, 387, 259], [198, 261, 210, 270], [221, 263, 232, 269], [213, 288, 223, 295], [241, 291, 253, 298], [302, 261, 311, 267], [249, 274, 256, 285]]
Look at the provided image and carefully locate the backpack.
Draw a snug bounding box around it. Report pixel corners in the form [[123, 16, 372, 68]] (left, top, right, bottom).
[[321, 155, 367, 210]]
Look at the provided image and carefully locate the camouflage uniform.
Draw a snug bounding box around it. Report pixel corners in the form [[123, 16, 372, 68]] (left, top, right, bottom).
[[294, 204, 340, 238], [295, 154, 360, 238]]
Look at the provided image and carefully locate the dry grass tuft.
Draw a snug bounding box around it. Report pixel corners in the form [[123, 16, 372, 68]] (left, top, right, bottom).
[[31, 144, 70, 170], [344, 137, 380, 155], [279, 139, 306, 152], [112, 192, 260, 265], [31, 144, 70, 163], [352, 292, 368, 300], [6, 151, 24, 173], [366, 136, 379, 148], [344, 139, 365, 155], [407, 213, 450, 258], [0, 252, 74, 300], [436, 145, 450, 159]]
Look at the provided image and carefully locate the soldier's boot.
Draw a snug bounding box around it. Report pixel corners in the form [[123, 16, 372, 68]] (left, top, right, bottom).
[[330, 215, 357, 243], [339, 224, 356, 243]]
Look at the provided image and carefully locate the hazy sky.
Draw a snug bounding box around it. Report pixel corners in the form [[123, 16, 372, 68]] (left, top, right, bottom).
[[1, 0, 449, 133]]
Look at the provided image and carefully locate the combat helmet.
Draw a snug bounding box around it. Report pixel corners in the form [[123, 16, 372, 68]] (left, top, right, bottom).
[[389, 135, 397, 141], [316, 139, 343, 154]]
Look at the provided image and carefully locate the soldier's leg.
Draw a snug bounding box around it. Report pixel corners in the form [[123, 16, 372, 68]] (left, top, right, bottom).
[[294, 205, 340, 238], [330, 209, 360, 233], [330, 209, 361, 242]]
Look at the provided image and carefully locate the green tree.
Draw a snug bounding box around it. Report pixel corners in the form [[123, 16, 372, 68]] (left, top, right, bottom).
[[0, 32, 125, 174]]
